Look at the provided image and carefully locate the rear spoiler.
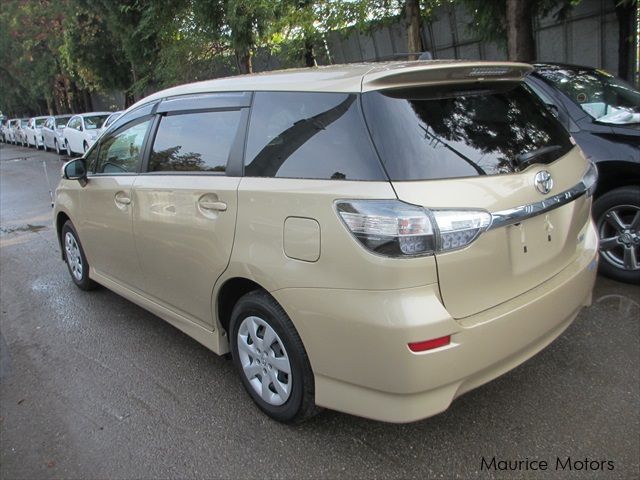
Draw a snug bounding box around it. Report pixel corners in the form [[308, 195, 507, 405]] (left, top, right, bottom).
[[362, 61, 533, 91]]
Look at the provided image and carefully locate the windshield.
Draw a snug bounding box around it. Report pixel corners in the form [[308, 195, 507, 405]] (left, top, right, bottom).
[[536, 67, 640, 125], [55, 117, 71, 128], [362, 82, 573, 181], [84, 115, 108, 130]]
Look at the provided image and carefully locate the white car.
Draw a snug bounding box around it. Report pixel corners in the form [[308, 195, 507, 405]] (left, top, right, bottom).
[[0, 119, 11, 142], [15, 119, 29, 146], [25, 116, 49, 148], [62, 112, 110, 155], [42, 115, 72, 154], [101, 110, 123, 133], [5, 119, 18, 143]]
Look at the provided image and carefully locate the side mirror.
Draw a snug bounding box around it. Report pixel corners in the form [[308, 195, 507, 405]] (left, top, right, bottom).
[[63, 158, 87, 187]]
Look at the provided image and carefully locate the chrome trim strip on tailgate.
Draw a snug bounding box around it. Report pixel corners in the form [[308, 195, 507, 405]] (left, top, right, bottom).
[[489, 162, 597, 230]]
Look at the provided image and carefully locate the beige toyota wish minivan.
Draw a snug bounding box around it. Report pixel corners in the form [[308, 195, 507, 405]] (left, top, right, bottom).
[[54, 61, 599, 423]]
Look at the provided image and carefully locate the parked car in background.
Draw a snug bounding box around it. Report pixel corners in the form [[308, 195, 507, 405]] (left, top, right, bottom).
[[15, 119, 29, 146], [0, 118, 9, 142], [25, 116, 49, 149], [101, 110, 123, 133], [42, 115, 72, 154], [526, 63, 640, 284], [5, 119, 19, 144], [62, 112, 110, 155], [55, 61, 598, 423]]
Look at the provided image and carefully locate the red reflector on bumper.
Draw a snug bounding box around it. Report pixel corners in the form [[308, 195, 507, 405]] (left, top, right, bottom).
[[408, 335, 451, 352]]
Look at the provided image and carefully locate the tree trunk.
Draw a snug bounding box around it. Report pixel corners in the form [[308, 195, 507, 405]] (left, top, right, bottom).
[[404, 0, 423, 60], [506, 0, 536, 62], [614, 0, 634, 81], [124, 90, 135, 108], [82, 90, 93, 112], [305, 39, 317, 67], [236, 48, 253, 74]]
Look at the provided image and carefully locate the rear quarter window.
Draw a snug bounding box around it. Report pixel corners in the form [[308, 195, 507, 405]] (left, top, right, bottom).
[[244, 91, 386, 181], [362, 83, 573, 181]]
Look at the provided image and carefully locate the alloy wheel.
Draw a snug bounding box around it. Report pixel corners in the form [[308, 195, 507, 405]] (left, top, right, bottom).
[[597, 205, 640, 272]]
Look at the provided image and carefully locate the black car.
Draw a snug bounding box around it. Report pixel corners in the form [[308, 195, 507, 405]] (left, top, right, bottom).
[[525, 63, 640, 284]]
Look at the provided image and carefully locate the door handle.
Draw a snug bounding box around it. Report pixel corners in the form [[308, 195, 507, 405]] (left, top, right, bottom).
[[114, 192, 131, 206], [198, 200, 227, 212]]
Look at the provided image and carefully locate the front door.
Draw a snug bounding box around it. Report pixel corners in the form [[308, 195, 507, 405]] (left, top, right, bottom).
[[78, 117, 152, 289]]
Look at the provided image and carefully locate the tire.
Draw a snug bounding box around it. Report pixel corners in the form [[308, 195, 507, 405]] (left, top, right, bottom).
[[230, 290, 320, 423], [54, 139, 60, 155], [593, 186, 640, 284], [64, 140, 71, 156], [83, 142, 88, 153], [61, 221, 98, 291]]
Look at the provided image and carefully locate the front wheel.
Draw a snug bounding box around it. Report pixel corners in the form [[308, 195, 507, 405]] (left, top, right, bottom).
[[593, 186, 640, 284], [230, 290, 320, 423], [61, 221, 98, 291]]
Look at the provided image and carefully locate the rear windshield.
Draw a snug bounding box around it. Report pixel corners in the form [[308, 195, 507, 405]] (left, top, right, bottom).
[[362, 82, 573, 181], [35, 118, 46, 127]]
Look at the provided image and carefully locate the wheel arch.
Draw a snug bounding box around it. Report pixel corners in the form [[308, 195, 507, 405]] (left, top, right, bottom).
[[56, 211, 71, 260], [595, 161, 640, 198], [216, 277, 267, 336]]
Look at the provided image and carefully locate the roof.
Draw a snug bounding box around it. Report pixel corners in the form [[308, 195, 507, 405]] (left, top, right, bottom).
[[131, 60, 532, 110]]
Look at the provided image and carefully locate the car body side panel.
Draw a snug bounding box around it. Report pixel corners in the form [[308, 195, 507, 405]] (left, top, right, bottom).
[[223, 178, 438, 294]]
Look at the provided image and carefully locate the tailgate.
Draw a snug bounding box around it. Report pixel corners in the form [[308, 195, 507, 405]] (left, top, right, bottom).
[[393, 149, 592, 318]]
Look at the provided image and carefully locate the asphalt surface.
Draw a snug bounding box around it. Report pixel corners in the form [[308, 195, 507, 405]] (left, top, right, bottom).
[[0, 142, 638, 480]]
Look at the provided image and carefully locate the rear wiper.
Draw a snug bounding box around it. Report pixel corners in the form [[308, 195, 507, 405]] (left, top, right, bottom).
[[516, 145, 562, 169]]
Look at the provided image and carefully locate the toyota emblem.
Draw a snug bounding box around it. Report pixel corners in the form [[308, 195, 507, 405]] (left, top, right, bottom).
[[534, 170, 553, 195]]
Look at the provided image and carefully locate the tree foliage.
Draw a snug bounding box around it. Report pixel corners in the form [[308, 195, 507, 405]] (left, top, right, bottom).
[[1, 0, 636, 116]]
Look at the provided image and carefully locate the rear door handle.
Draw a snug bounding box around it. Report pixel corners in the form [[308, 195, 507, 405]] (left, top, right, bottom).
[[114, 191, 131, 206], [198, 200, 227, 212]]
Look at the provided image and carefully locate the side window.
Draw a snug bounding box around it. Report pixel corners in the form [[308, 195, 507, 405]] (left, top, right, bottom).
[[85, 145, 100, 173], [95, 119, 151, 174], [147, 110, 241, 173], [67, 117, 77, 130], [244, 92, 386, 180]]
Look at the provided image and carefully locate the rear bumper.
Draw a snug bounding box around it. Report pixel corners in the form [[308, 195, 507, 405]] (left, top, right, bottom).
[[272, 221, 598, 423]]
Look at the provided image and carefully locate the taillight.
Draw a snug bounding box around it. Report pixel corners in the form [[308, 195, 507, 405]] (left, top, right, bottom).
[[335, 200, 491, 257], [582, 161, 598, 198]]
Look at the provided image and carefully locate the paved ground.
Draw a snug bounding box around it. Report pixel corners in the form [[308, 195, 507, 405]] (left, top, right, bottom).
[[0, 142, 638, 480]]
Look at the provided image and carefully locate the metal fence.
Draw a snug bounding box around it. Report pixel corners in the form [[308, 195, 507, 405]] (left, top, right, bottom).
[[93, 0, 636, 110], [324, 0, 630, 75]]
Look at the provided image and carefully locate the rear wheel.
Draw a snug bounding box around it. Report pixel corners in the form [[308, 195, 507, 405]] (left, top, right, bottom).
[[594, 186, 640, 284], [61, 221, 98, 291], [83, 142, 88, 153], [54, 139, 60, 155], [230, 290, 320, 423]]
